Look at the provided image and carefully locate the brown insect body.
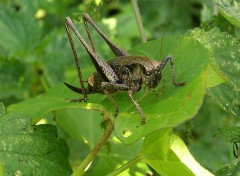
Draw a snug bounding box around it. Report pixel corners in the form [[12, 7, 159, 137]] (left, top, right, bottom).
[[86, 56, 162, 94]]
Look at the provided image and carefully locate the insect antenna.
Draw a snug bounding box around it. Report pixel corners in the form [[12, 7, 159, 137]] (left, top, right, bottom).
[[159, 0, 178, 60]]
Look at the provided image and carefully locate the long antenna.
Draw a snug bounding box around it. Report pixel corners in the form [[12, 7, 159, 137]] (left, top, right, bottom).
[[160, 0, 178, 60]]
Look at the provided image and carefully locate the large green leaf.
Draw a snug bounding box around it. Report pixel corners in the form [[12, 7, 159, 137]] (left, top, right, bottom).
[[0, 103, 72, 175], [187, 28, 240, 117], [8, 35, 216, 145], [115, 35, 211, 144]]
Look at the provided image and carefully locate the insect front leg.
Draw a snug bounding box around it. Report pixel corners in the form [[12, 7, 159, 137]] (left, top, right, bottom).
[[159, 54, 185, 87], [101, 82, 145, 124], [128, 90, 145, 125], [101, 82, 129, 118]]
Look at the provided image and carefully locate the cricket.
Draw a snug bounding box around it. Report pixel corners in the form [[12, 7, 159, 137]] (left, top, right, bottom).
[[64, 13, 185, 125]]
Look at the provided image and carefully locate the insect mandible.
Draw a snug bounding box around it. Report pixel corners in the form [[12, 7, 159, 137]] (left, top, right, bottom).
[[64, 13, 185, 125]]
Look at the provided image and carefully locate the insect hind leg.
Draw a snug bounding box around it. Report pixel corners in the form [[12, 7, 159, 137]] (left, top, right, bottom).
[[83, 13, 129, 57]]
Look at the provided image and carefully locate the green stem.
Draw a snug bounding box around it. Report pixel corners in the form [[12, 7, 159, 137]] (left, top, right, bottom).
[[131, 0, 147, 43], [72, 113, 115, 176], [106, 155, 144, 176]]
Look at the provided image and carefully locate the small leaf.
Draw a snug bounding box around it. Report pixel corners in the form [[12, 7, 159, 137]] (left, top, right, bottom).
[[0, 106, 72, 175], [206, 65, 225, 88], [141, 129, 172, 162], [215, 0, 240, 28], [140, 130, 214, 176]]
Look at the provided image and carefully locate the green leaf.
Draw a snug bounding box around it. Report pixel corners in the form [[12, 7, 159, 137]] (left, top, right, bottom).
[[115, 35, 213, 144], [141, 129, 172, 162], [215, 0, 240, 28], [216, 159, 240, 176], [0, 2, 42, 59], [206, 65, 225, 88], [140, 130, 214, 176], [0, 103, 72, 175], [187, 27, 240, 117], [8, 35, 215, 145]]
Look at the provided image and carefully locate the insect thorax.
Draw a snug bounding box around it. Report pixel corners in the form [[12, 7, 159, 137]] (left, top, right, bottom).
[[87, 56, 162, 94]]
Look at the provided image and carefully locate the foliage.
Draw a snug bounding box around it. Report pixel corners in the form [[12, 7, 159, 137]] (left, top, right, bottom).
[[0, 0, 240, 175], [0, 103, 71, 175]]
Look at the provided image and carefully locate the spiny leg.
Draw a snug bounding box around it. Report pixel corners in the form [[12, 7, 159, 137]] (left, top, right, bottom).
[[101, 82, 143, 123], [102, 82, 129, 92], [65, 19, 88, 102], [128, 90, 145, 125], [83, 13, 129, 57], [160, 54, 185, 87], [84, 18, 96, 53], [101, 82, 141, 93], [103, 89, 118, 118]]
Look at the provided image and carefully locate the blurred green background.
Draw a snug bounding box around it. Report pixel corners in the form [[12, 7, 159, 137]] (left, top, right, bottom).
[[0, 0, 239, 174]]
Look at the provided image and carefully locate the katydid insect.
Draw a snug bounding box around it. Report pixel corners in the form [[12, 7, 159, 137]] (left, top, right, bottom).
[[64, 13, 185, 125]]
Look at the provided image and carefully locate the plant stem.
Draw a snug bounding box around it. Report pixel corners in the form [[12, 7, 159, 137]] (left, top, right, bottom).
[[72, 113, 115, 176], [106, 155, 144, 176], [131, 0, 147, 43]]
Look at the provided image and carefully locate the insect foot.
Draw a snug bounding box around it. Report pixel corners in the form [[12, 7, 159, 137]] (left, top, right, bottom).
[[65, 97, 88, 103]]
